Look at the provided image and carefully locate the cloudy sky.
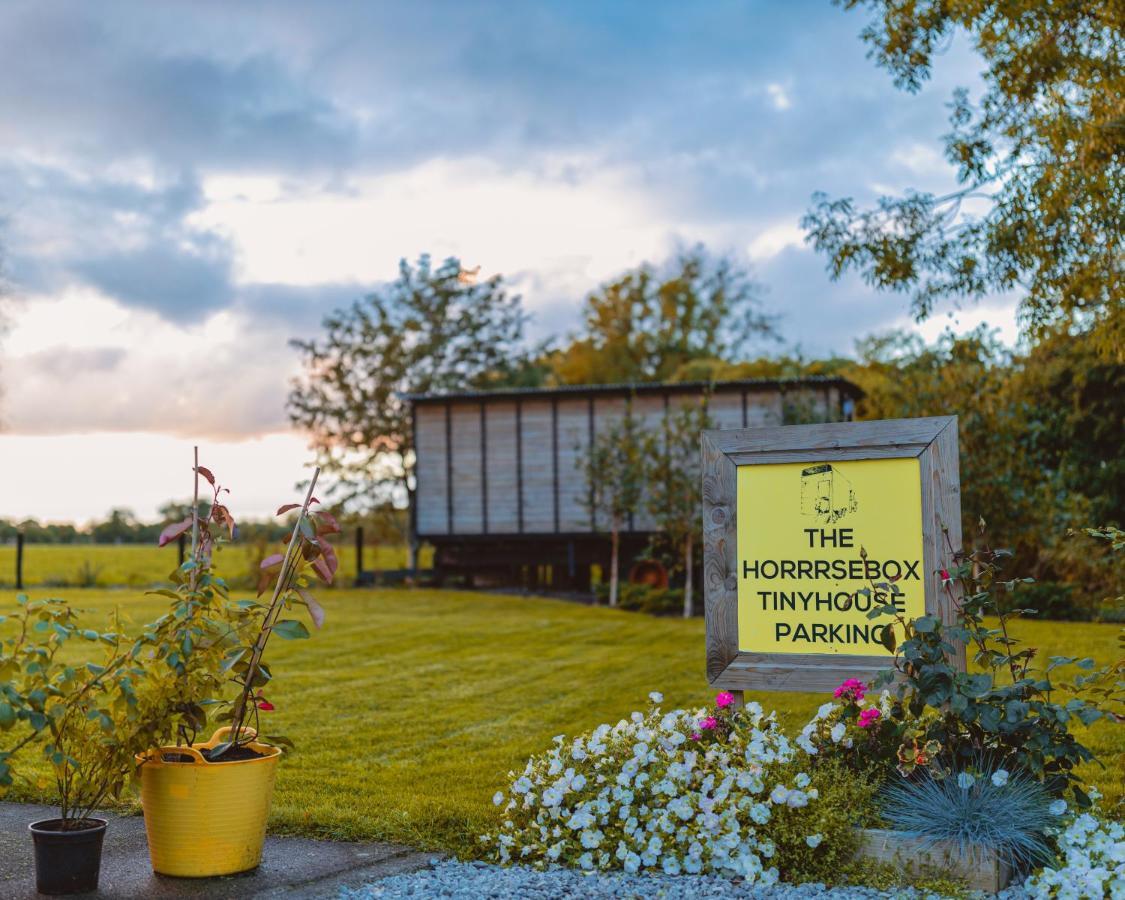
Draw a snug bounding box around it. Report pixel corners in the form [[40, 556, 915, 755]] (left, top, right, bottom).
[[0, 0, 1014, 523]]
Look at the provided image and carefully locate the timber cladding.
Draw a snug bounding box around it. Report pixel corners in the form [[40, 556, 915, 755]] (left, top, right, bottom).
[[701, 416, 964, 693], [409, 378, 862, 541]]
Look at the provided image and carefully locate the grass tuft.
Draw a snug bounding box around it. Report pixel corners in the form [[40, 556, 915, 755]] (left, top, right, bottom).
[[880, 761, 1056, 869]]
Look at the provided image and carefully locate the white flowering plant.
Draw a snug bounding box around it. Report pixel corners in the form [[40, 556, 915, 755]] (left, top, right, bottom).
[[483, 692, 875, 885], [1024, 796, 1125, 899]]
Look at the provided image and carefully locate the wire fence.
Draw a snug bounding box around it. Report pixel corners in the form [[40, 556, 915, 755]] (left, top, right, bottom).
[[0, 529, 422, 590]]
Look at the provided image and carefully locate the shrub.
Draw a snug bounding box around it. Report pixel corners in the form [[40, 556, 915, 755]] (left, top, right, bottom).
[[607, 584, 685, 616], [879, 760, 1056, 870], [859, 534, 1120, 807], [483, 693, 875, 885]]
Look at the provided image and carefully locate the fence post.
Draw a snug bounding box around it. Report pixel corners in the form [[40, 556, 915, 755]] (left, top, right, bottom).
[[355, 526, 364, 580], [15, 532, 24, 590]]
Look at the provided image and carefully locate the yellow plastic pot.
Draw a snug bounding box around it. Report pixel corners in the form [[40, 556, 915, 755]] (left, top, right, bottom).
[[136, 727, 281, 877]]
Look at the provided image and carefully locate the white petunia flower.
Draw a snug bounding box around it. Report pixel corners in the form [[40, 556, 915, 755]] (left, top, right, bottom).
[[1050, 799, 1068, 816], [991, 769, 1009, 787], [492, 791, 504, 806], [806, 833, 823, 848], [649, 691, 663, 704], [957, 772, 975, 790], [795, 772, 811, 789], [769, 785, 789, 805], [830, 722, 846, 743]]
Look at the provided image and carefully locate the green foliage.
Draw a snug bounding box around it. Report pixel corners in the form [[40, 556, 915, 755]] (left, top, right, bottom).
[[288, 254, 543, 519], [4, 587, 1120, 855], [867, 534, 1122, 806], [641, 400, 714, 617], [768, 760, 878, 885], [0, 595, 182, 823], [805, 1, 1124, 355], [549, 248, 775, 385], [846, 327, 1124, 615], [595, 583, 685, 617]]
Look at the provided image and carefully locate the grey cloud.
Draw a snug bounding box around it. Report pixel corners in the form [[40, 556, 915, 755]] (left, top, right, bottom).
[[71, 236, 235, 322], [0, 0, 997, 395], [26, 346, 127, 377]]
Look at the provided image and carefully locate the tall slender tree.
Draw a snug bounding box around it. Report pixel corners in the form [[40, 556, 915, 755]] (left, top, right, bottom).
[[580, 410, 646, 608], [289, 255, 543, 564], [643, 400, 714, 618]]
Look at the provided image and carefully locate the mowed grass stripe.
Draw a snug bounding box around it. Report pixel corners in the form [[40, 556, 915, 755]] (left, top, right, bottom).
[[1, 588, 1119, 855]]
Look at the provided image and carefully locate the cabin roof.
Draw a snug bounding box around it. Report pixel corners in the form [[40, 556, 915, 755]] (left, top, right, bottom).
[[407, 376, 863, 406]]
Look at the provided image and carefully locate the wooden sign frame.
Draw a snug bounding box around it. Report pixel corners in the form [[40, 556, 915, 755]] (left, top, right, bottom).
[[701, 416, 964, 693]]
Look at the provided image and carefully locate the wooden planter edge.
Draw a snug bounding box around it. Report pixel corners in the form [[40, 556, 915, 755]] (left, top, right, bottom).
[[854, 827, 1013, 892]]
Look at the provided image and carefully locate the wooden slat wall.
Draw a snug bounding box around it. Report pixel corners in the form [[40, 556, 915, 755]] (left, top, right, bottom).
[[450, 405, 483, 532], [485, 401, 519, 533], [414, 385, 848, 537], [707, 393, 743, 430], [747, 390, 783, 426], [415, 405, 449, 535], [630, 393, 667, 532], [519, 400, 555, 532], [556, 399, 591, 531]]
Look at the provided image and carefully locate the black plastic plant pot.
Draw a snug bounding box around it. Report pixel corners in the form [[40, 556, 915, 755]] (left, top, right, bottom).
[[28, 817, 108, 895]]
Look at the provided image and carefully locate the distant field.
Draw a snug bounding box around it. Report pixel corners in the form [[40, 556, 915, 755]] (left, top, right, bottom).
[[1, 587, 1120, 855], [0, 542, 420, 589]]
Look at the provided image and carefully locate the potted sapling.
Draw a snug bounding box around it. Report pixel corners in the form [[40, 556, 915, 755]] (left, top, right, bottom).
[[136, 465, 337, 877], [1, 595, 160, 894]]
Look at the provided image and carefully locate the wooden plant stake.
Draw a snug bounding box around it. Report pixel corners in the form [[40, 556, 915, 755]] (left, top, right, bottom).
[[190, 445, 200, 591], [227, 468, 321, 749]]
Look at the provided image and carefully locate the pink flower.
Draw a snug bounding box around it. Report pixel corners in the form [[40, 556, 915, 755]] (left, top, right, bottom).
[[691, 731, 702, 741], [940, 569, 951, 584], [857, 708, 881, 729], [699, 716, 718, 731], [715, 692, 735, 709], [833, 678, 867, 703]]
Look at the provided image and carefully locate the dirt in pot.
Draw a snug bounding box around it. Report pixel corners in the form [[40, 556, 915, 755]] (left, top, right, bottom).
[[33, 818, 104, 833], [200, 746, 268, 762]]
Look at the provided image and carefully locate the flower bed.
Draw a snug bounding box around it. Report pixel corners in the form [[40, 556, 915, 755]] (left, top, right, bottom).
[[483, 692, 875, 886]]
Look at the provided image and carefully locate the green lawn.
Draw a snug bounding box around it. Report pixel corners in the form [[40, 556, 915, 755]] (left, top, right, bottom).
[[2, 588, 1121, 856], [0, 543, 418, 589]]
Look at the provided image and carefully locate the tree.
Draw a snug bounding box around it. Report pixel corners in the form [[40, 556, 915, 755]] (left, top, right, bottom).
[[289, 255, 543, 564], [643, 400, 714, 617], [803, 1, 1124, 357], [89, 508, 141, 544], [844, 325, 1123, 608], [580, 410, 646, 608], [550, 248, 775, 385]]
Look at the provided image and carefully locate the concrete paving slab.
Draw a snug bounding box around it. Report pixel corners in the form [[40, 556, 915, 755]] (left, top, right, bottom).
[[0, 802, 435, 899]]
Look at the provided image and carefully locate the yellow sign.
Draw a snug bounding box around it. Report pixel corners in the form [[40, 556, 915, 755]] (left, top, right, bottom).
[[736, 457, 925, 655]]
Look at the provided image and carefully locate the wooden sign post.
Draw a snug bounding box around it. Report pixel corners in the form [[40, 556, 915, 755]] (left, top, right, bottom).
[[701, 416, 964, 697]]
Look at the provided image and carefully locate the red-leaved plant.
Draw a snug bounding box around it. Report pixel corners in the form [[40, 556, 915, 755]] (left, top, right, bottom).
[[148, 454, 337, 758]]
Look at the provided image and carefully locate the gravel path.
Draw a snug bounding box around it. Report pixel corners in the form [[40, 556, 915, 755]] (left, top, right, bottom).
[[342, 859, 1024, 899]]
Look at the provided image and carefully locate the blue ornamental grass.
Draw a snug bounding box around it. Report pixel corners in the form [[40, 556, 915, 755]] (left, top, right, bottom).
[[880, 763, 1057, 869]]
